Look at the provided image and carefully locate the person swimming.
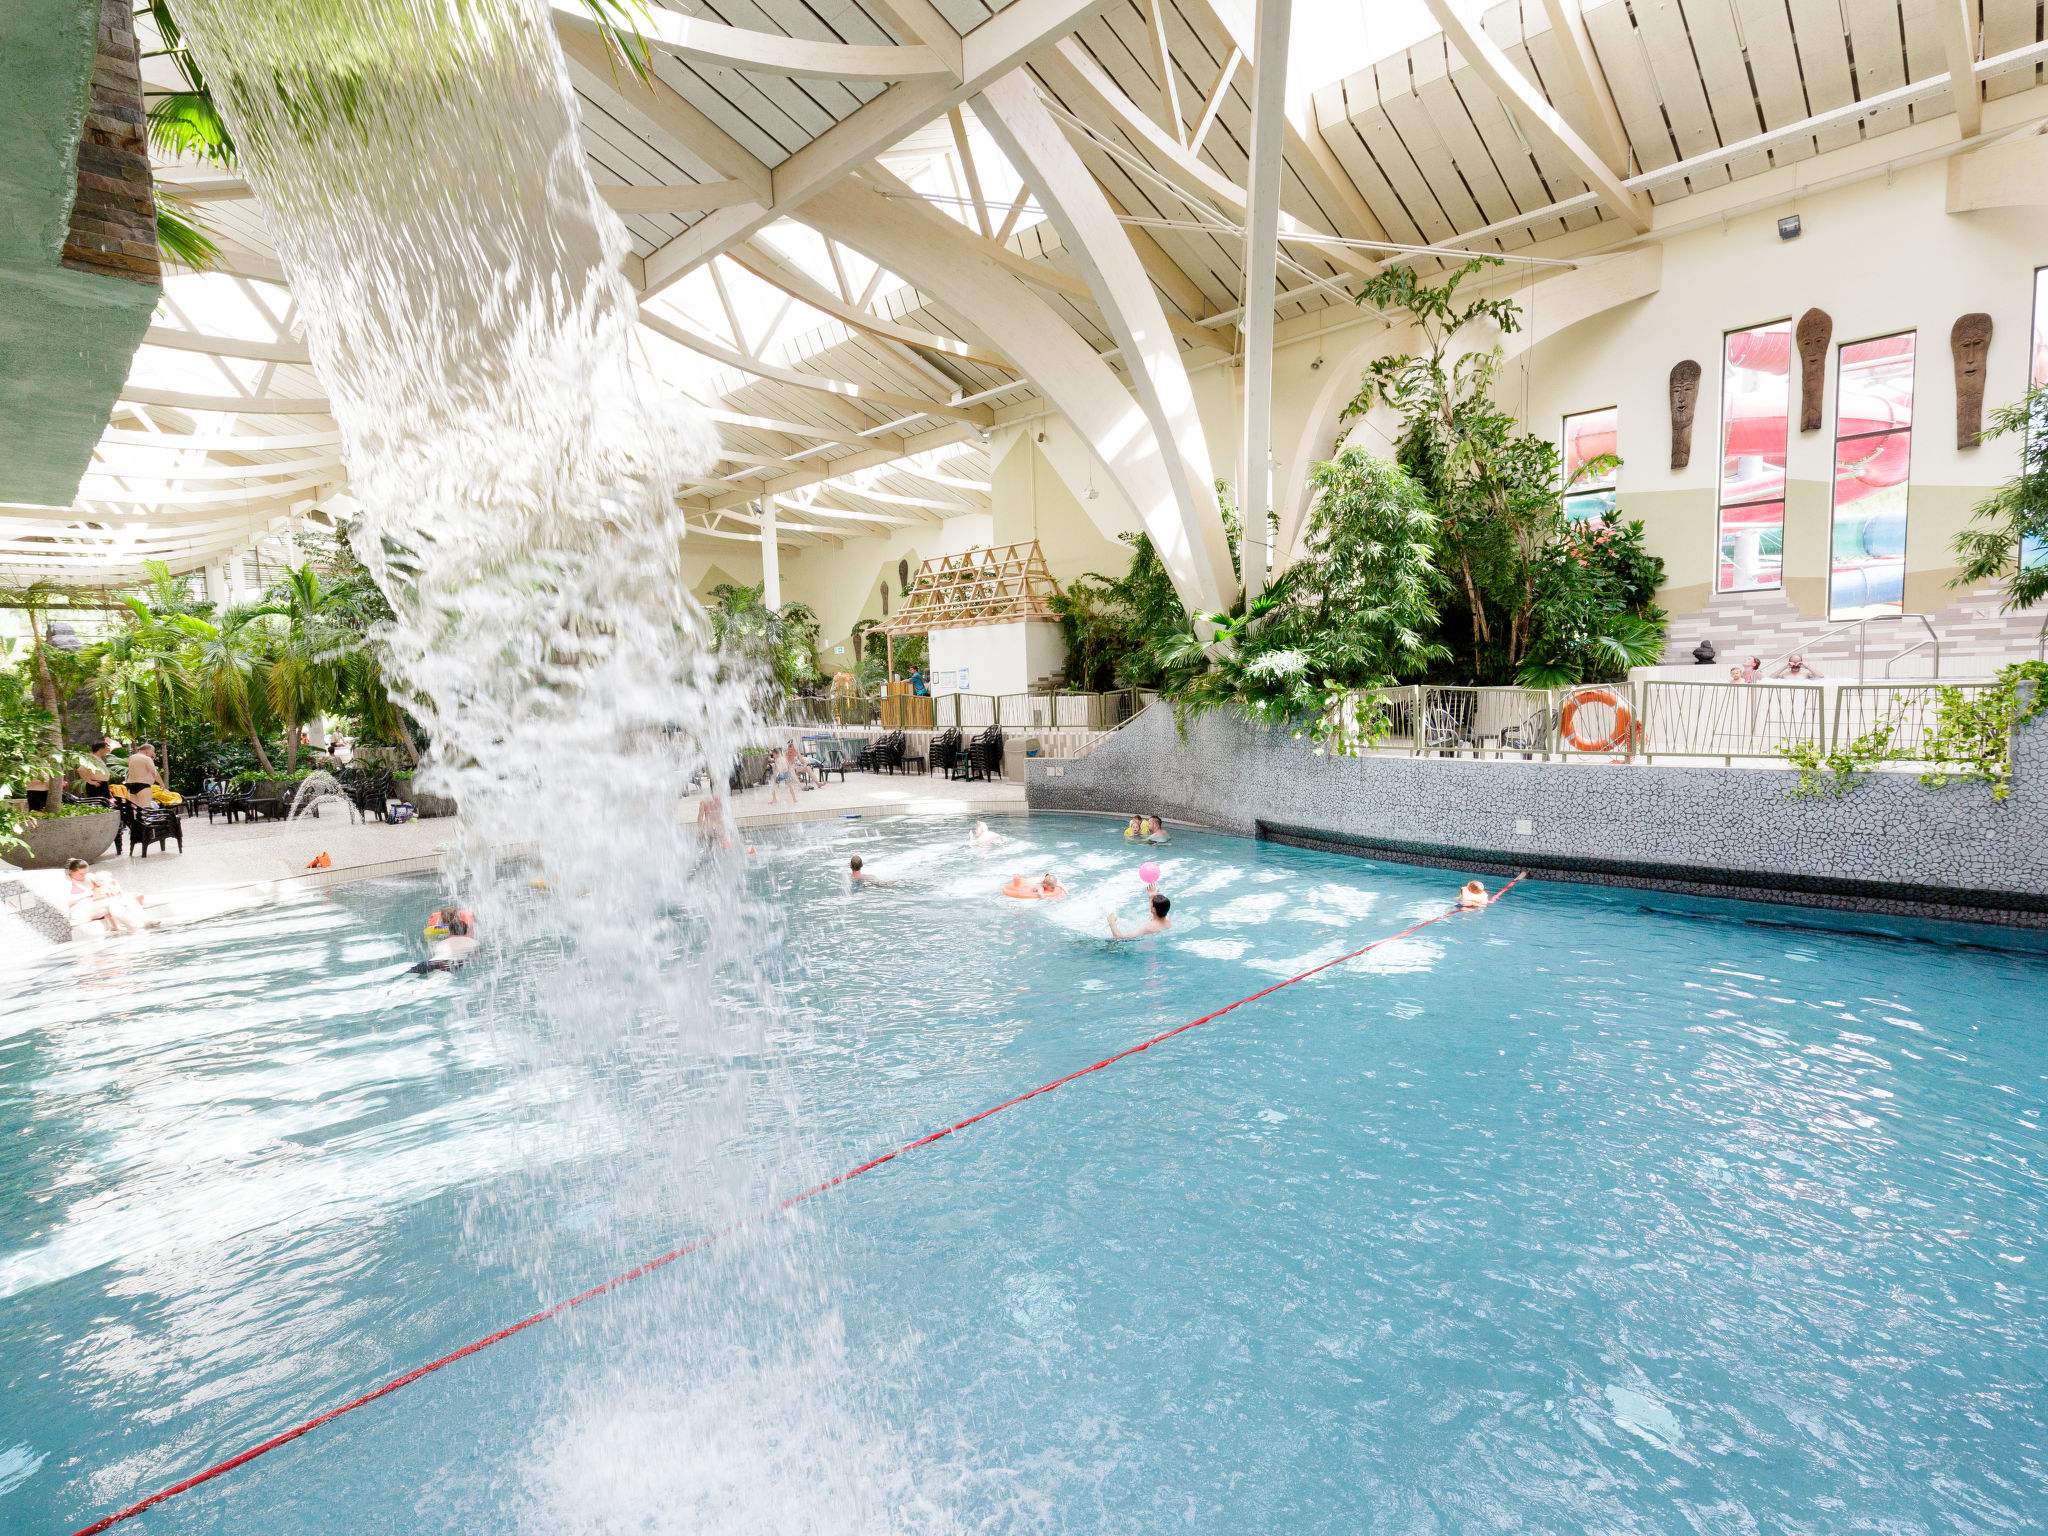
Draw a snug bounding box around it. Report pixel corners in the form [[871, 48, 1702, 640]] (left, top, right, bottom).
[[969, 819, 1003, 847], [1458, 880, 1490, 910], [412, 915, 478, 973], [1108, 890, 1171, 938], [1123, 814, 1145, 839], [849, 854, 895, 887], [1144, 815, 1170, 844]]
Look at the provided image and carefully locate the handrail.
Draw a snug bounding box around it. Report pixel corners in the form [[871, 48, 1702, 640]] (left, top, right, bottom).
[[1884, 636, 1934, 678], [1762, 612, 1938, 681]]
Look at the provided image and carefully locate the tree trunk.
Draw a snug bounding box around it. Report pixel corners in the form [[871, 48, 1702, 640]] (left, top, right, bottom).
[[245, 721, 275, 775], [397, 719, 421, 767], [25, 611, 66, 755], [1460, 556, 1490, 645], [283, 718, 300, 773]]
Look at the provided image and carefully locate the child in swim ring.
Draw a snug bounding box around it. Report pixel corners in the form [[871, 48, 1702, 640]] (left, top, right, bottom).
[[1123, 814, 1144, 839], [1458, 880, 1489, 910]]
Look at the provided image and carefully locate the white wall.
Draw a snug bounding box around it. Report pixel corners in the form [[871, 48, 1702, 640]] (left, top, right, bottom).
[[928, 620, 1065, 696]]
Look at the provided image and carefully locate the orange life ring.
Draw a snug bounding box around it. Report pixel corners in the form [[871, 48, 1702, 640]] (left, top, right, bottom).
[[1002, 876, 1063, 899], [1560, 686, 1637, 753]]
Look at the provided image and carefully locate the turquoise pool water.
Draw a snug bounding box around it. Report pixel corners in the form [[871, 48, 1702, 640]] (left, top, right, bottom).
[[4, 815, 2045, 1533]]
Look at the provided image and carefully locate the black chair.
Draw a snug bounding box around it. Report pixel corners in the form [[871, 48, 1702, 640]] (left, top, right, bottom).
[[803, 739, 850, 783], [121, 797, 184, 858], [338, 766, 396, 822], [928, 727, 963, 777], [876, 731, 907, 774], [205, 778, 255, 823]]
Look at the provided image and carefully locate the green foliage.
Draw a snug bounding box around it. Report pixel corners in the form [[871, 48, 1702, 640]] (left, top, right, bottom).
[[707, 583, 822, 700], [1779, 718, 1902, 798], [1344, 258, 1666, 685], [1045, 531, 1192, 692], [1919, 661, 2048, 800], [155, 192, 220, 271], [0, 695, 89, 852], [1951, 386, 2048, 612]]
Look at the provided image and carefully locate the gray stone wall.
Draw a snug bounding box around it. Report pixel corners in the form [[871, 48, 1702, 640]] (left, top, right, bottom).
[[1026, 705, 2048, 927]]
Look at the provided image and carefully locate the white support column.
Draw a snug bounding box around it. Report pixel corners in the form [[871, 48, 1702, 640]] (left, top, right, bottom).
[[759, 495, 782, 609], [1236, 0, 1290, 603], [228, 552, 249, 602]]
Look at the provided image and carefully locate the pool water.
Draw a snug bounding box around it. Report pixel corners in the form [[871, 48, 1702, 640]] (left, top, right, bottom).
[[4, 814, 2045, 1533]]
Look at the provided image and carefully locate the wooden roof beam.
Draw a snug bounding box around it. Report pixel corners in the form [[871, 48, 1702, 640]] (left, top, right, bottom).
[[1938, 0, 1984, 139], [1535, 0, 1635, 176]]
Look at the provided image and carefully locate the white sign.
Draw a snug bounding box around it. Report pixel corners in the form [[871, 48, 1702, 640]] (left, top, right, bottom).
[[957, 666, 970, 690]]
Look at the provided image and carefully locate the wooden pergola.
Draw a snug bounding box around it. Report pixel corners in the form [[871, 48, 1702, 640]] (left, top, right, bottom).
[[874, 538, 1061, 680]]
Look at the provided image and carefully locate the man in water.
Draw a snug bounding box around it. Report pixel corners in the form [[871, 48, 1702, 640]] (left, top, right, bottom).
[[413, 916, 478, 973], [1108, 890, 1171, 938], [849, 854, 895, 887], [1144, 815, 1170, 844]]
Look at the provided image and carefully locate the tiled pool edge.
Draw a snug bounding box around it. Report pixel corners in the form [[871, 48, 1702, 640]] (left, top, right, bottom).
[[1025, 706, 2048, 930]]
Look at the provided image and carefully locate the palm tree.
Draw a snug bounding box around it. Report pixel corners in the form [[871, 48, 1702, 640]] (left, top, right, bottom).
[[6, 580, 77, 757], [263, 565, 358, 771], [179, 604, 279, 774], [86, 596, 192, 772]]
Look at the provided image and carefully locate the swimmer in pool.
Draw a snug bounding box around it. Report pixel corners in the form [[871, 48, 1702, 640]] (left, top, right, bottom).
[[413, 916, 478, 973], [1144, 815, 1170, 844], [1108, 890, 1171, 938], [1123, 814, 1145, 839], [969, 819, 1003, 848], [1038, 871, 1066, 898], [849, 854, 895, 887], [1458, 879, 1490, 910]]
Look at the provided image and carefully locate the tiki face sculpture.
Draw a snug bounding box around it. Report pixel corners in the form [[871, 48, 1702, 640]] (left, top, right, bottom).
[[1795, 308, 1832, 432], [1670, 360, 1702, 470], [1952, 312, 1993, 448]]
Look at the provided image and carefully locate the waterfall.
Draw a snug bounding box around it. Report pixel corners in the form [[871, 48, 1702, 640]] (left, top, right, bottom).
[[166, 3, 945, 1525]]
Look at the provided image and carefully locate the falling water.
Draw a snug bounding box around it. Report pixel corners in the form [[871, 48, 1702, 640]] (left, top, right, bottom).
[[167, 3, 942, 1527]]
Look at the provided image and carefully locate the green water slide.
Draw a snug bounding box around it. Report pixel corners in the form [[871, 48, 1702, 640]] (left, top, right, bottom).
[[0, 0, 161, 507]]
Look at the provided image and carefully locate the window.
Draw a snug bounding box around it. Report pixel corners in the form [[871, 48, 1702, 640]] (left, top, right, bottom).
[[1716, 320, 1791, 592], [1561, 407, 1618, 521], [1828, 332, 1915, 619]]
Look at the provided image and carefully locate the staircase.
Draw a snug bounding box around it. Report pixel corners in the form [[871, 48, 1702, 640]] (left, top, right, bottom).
[[1664, 584, 2045, 679]]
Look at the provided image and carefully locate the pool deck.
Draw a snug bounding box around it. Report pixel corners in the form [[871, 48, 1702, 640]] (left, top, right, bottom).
[[1, 770, 1025, 948]]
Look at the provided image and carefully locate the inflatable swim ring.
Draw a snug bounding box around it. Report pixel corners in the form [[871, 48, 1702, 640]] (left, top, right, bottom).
[[424, 907, 476, 941], [1002, 877, 1065, 899]]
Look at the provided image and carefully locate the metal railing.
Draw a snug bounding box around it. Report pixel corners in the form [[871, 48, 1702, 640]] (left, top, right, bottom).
[[1338, 678, 1994, 766], [1762, 612, 1940, 680]]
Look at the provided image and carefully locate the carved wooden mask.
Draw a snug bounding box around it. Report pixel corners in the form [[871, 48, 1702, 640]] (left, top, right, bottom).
[[1795, 308, 1832, 432], [1952, 312, 1994, 448], [1669, 360, 1702, 470]]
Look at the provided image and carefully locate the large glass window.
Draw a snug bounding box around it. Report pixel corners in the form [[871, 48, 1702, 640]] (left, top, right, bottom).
[[1828, 332, 1916, 619], [1561, 407, 1618, 521], [1716, 320, 1791, 591]]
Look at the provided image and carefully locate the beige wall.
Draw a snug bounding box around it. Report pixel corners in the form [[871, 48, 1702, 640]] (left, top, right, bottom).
[[1512, 157, 2046, 619], [780, 512, 992, 671], [987, 427, 1139, 587]]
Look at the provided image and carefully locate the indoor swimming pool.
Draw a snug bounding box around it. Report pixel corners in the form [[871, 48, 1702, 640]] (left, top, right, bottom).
[[3, 815, 2044, 1533]]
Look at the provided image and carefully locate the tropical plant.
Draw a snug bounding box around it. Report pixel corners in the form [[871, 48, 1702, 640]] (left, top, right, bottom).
[[1345, 257, 1667, 684], [179, 603, 279, 773], [1918, 660, 2048, 799], [707, 583, 822, 700], [85, 595, 193, 772], [1045, 531, 1196, 693], [1951, 386, 2048, 614], [261, 564, 362, 771]]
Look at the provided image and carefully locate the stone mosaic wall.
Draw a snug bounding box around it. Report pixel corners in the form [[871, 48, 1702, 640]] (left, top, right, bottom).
[[61, 0, 159, 285], [1026, 705, 2048, 927]]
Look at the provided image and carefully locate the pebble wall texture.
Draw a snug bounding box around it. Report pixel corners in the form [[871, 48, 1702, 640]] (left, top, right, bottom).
[[1026, 705, 2048, 927]]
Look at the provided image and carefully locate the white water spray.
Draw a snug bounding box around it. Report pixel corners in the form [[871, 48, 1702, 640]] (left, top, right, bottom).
[[168, 3, 947, 1526]]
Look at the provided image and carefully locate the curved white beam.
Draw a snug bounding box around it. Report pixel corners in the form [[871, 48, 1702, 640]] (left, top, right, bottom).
[[120, 386, 333, 416], [99, 427, 343, 452], [553, 2, 952, 81], [637, 310, 993, 426], [143, 327, 313, 365], [976, 70, 1233, 608], [83, 454, 344, 484], [802, 174, 1227, 613], [725, 242, 1018, 371]]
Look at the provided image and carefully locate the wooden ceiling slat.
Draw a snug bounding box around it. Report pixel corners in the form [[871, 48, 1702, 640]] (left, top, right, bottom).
[[1344, 65, 1456, 243], [1580, 0, 1685, 201], [697, 0, 868, 120], [1897, 0, 1955, 125], [1983, 0, 2043, 101], [1469, 12, 1598, 235], [1781, 0, 1864, 151], [928, 0, 994, 34], [1627, 0, 1731, 188], [1728, 0, 1820, 164], [1376, 50, 1490, 239], [1841, 0, 1913, 135], [653, 53, 809, 162], [1415, 37, 1529, 248], [1313, 77, 1428, 247], [1678, 0, 1773, 177]]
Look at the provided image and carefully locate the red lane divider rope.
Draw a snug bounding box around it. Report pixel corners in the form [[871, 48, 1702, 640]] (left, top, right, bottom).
[[71, 874, 1524, 1536]]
